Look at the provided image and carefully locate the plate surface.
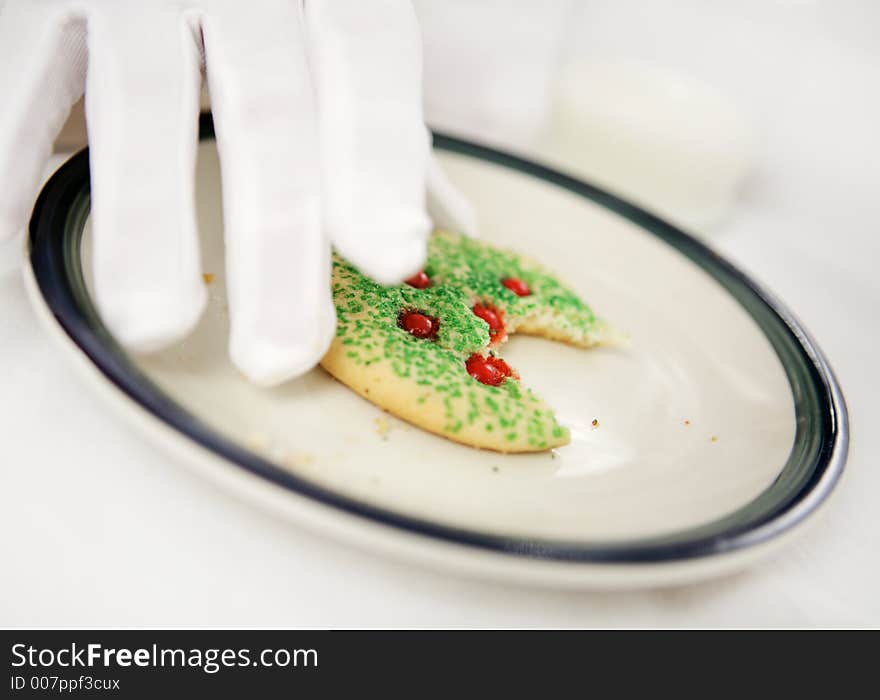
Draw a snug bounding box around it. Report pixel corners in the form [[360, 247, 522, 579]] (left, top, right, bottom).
[[26, 116, 847, 588]]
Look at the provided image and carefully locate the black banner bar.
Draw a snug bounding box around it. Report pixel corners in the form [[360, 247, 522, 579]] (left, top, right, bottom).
[[0, 629, 861, 696]]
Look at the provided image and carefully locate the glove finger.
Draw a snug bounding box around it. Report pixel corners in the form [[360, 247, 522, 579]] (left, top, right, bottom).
[[85, 3, 205, 352], [427, 150, 480, 237], [203, 1, 334, 386], [0, 1, 86, 240], [306, 0, 430, 285]]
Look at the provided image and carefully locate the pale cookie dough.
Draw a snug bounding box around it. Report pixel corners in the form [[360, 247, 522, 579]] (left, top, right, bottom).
[[320, 230, 614, 453]]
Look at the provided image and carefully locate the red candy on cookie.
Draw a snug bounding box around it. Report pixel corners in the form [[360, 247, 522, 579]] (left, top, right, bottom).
[[466, 353, 515, 386], [502, 277, 531, 297], [472, 303, 505, 344], [404, 270, 431, 289], [399, 311, 439, 339]]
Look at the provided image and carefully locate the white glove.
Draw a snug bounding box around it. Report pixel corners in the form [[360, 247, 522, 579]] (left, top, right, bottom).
[[0, 0, 475, 385]]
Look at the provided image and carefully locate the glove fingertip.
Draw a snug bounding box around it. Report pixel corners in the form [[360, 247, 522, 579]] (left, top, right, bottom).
[[229, 305, 337, 387], [99, 282, 207, 354], [332, 217, 430, 286], [426, 156, 480, 238]]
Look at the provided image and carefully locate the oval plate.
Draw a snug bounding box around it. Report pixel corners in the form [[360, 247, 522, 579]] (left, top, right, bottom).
[[25, 115, 848, 589]]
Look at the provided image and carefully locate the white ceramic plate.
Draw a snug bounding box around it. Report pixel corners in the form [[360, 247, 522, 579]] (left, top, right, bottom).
[[25, 116, 847, 589]]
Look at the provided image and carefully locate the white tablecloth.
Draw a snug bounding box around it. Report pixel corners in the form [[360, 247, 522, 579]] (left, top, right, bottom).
[[2, 1, 879, 627]]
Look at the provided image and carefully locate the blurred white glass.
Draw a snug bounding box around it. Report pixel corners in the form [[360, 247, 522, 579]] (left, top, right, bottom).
[[415, 0, 575, 147], [542, 59, 755, 231], [415, 0, 757, 231], [416, 0, 880, 239]]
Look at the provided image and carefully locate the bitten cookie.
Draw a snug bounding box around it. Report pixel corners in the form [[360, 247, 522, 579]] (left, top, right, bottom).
[[320, 229, 614, 453]]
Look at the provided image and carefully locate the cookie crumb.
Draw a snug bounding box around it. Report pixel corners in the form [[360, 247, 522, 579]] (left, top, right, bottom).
[[683, 419, 691, 426], [710, 435, 719, 443], [247, 431, 268, 451], [591, 418, 600, 428], [284, 452, 315, 468], [202, 272, 215, 285], [375, 415, 391, 439]]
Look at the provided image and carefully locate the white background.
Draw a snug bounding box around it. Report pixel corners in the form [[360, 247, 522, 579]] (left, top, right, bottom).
[[2, 0, 879, 626]]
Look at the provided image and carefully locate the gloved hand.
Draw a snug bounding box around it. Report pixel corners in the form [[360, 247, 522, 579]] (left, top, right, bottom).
[[0, 0, 476, 385]]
